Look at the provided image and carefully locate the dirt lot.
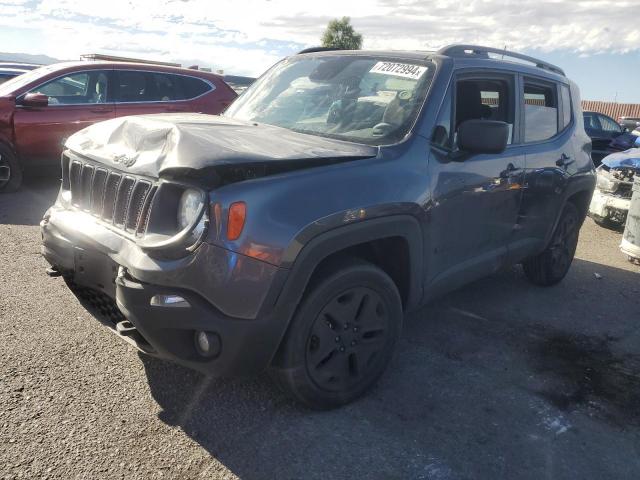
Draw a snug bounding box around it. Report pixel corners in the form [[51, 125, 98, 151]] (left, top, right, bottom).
[[1, 178, 640, 480]]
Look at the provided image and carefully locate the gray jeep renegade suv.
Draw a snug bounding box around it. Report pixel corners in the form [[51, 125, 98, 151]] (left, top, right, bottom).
[[41, 45, 595, 409]]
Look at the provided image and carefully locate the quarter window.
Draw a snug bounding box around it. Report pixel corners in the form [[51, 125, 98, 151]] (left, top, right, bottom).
[[180, 76, 211, 99], [523, 80, 558, 142], [431, 87, 452, 149]]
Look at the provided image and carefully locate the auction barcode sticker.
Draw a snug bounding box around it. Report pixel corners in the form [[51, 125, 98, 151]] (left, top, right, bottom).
[[369, 62, 427, 80]]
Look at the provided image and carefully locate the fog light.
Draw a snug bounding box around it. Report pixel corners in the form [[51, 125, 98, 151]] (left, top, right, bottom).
[[195, 331, 221, 358], [150, 294, 190, 308]]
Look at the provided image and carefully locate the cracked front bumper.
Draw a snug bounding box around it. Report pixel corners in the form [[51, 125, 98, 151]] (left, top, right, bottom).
[[40, 205, 289, 376], [588, 188, 631, 223]]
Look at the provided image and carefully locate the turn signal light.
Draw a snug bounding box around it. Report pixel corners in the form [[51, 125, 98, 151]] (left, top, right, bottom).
[[227, 202, 246, 240]]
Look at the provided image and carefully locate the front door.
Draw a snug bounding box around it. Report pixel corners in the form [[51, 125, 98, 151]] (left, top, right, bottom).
[[425, 72, 525, 297], [14, 70, 114, 168]]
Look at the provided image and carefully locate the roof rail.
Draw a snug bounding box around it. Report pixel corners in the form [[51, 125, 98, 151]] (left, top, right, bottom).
[[297, 47, 342, 55], [437, 44, 565, 76], [80, 53, 181, 67]]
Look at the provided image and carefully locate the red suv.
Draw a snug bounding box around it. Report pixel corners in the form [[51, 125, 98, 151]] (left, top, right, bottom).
[[0, 61, 237, 191]]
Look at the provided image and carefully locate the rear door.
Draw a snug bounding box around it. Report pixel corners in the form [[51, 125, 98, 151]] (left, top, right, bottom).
[[13, 69, 115, 167], [515, 77, 574, 257]]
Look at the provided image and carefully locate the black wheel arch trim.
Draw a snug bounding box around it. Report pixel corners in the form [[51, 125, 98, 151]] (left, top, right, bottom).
[[261, 214, 423, 367], [545, 172, 595, 247]]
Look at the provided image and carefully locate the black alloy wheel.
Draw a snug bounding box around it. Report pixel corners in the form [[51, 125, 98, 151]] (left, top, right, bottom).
[[272, 259, 402, 409], [523, 202, 580, 286], [306, 286, 390, 392]]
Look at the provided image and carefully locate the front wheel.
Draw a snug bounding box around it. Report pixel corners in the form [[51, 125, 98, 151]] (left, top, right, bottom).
[[0, 144, 23, 193], [523, 202, 580, 286], [272, 259, 403, 409]]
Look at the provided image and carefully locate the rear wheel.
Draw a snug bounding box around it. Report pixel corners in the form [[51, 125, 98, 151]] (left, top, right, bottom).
[[523, 202, 580, 286], [272, 259, 402, 409], [0, 144, 23, 193]]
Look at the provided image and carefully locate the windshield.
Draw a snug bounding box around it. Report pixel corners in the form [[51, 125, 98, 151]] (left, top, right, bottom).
[[0, 64, 58, 96], [225, 55, 435, 146]]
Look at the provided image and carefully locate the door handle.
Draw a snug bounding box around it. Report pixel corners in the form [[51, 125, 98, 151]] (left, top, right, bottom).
[[500, 163, 520, 179], [556, 153, 573, 167]]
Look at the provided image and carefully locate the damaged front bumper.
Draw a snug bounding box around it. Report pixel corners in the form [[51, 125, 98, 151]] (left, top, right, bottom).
[[588, 188, 631, 225], [41, 205, 289, 376]]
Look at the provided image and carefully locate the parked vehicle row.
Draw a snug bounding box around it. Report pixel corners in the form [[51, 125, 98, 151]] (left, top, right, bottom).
[[619, 116, 640, 131], [40, 45, 595, 408], [583, 110, 634, 165], [0, 62, 41, 85], [0, 61, 237, 191]]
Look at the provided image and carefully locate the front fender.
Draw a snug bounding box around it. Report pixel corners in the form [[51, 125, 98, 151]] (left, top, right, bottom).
[[265, 214, 424, 319]]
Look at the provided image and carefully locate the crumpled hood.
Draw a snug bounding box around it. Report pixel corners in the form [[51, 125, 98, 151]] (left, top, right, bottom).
[[602, 149, 640, 170], [65, 113, 378, 180]]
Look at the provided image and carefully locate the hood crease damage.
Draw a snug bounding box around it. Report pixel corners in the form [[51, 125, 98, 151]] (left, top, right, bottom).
[[65, 113, 378, 186]]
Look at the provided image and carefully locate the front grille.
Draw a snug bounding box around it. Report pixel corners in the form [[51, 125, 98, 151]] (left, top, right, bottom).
[[617, 183, 633, 199], [67, 159, 157, 235]]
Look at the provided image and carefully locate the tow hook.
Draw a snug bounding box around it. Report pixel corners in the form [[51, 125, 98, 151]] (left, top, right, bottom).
[[45, 267, 62, 277], [116, 320, 138, 337]]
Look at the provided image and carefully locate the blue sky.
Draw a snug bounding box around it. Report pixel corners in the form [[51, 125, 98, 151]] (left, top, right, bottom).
[[1, 0, 638, 102]]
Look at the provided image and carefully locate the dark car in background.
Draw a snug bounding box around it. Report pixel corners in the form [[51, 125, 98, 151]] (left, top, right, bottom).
[[583, 111, 629, 165], [0, 67, 30, 85], [0, 62, 41, 71], [619, 116, 640, 131], [0, 61, 237, 192], [223, 74, 255, 94]]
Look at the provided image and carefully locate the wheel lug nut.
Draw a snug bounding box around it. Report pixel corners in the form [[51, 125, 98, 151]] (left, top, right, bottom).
[[351, 340, 357, 346], [335, 336, 340, 342], [344, 323, 349, 330], [353, 327, 359, 332], [339, 346, 345, 352]]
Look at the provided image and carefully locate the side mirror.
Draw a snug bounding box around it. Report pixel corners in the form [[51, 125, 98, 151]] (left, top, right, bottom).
[[457, 119, 509, 154], [20, 92, 49, 108]]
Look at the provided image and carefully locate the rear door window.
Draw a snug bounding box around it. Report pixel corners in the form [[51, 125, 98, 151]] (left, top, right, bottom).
[[115, 71, 148, 103], [523, 80, 558, 142], [115, 71, 212, 102]]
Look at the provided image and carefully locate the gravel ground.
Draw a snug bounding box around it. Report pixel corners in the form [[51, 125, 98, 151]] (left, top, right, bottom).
[[1, 178, 640, 480]]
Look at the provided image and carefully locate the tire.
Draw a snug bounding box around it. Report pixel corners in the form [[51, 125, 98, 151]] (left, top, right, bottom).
[[591, 215, 625, 232], [272, 258, 403, 409], [0, 143, 23, 193], [523, 202, 580, 286]]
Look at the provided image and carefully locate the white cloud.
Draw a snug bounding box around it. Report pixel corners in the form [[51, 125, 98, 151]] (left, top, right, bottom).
[[0, 0, 637, 76]]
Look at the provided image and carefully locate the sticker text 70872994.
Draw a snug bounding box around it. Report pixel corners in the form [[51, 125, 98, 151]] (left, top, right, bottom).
[[369, 62, 427, 80]]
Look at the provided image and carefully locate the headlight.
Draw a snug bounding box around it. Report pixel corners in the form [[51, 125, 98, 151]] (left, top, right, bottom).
[[178, 188, 204, 230], [596, 169, 618, 193]]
